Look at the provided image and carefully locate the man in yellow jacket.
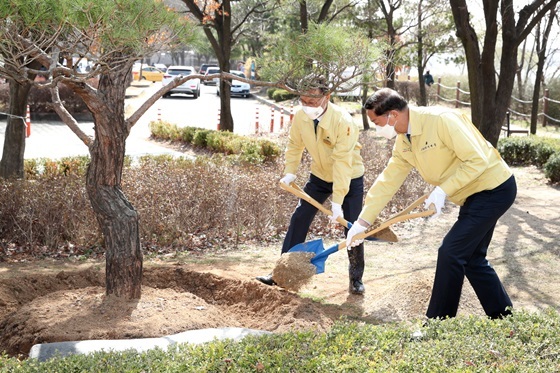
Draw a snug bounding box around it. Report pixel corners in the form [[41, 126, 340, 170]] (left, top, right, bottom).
[[347, 88, 516, 318], [256, 77, 367, 294]]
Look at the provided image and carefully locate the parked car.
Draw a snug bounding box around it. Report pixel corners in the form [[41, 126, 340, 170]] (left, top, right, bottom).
[[133, 66, 165, 82], [162, 66, 200, 98], [153, 63, 167, 72], [216, 70, 251, 98], [203, 67, 220, 85], [198, 63, 217, 75]]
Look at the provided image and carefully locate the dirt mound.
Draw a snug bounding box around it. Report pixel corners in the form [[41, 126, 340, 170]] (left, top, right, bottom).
[[0, 266, 335, 357]]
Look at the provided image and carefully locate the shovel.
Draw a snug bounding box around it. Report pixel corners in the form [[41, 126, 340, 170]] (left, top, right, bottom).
[[279, 182, 397, 242], [288, 193, 435, 274]]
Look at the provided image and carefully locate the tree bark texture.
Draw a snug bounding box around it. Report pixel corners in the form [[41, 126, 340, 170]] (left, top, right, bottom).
[[0, 80, 30, 179], [84, 66, 143, 299]]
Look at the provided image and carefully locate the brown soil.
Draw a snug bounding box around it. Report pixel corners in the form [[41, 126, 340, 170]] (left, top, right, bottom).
[[1, 166, 559, 358]]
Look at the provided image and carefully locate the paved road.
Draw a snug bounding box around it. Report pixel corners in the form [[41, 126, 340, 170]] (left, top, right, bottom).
[[0, 82, 291, 160]]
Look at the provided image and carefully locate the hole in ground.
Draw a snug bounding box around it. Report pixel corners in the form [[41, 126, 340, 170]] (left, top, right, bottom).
[[0, 266, 336, 358]]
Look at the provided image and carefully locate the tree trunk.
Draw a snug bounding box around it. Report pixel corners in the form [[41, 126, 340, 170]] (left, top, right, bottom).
[[531, 9, 555, 134], [85, 67, 143, 299], [219, 76, 234, 132], [0, 79, 30, 179], [216, 1, 234, 132], [300, 1, 309, 33], [361, 84, 370, 130], [417, 0, 427, 106]]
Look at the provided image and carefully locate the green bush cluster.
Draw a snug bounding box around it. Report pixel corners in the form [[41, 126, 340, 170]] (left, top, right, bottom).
[[149, 121, 282, 163], [497, 136, 560, 183], [2, 309, 559, 371], [271, 89, 297, 102]]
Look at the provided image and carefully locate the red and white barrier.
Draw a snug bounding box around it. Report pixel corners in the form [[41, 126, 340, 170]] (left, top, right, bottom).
[[25, 105, 31, 137]]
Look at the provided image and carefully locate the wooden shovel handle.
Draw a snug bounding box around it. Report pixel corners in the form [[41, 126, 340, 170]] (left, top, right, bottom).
[[279, 182, 349, 227], [337, 193, 435, 251]]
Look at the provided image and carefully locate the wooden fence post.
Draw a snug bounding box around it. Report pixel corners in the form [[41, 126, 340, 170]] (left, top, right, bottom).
[[543, 89, 549, 127], [456, 81, 460, 108]]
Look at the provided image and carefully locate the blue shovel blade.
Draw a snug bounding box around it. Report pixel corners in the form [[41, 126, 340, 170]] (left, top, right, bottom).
[[288, 239, 340, 274], [310, 243, 339, 274], [288, 238, 325, 255]]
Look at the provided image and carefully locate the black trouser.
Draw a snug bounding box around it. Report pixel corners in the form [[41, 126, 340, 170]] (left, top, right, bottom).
[[426, 175, 517, 319], [281, 174, 365, 282]]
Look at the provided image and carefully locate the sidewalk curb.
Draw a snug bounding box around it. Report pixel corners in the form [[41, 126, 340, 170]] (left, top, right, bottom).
[[29, 327, 271, 362], [252, 94, 294, 117]]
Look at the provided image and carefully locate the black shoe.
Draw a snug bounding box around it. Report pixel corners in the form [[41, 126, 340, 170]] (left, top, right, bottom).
[[256, 274, 276, 286], [349, 280, 365, 295]]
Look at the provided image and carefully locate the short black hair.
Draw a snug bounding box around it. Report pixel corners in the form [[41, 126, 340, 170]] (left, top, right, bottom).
[[363, 88, 408, 115]]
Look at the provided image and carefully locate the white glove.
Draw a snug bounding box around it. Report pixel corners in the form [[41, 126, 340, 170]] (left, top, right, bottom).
[[280, 173, 296, 185], [424, 186, 447, 218], [346, 220, 368, 249], [329, 202, 344, 224]]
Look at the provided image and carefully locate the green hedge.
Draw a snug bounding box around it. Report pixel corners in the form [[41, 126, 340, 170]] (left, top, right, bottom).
[[271, 89, 297, 102], [498, 136, 560, 183], [149, 121, 282, 163], [2, 310, 560, 372]]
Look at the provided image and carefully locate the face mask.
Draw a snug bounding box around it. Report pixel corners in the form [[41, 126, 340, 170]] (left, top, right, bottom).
[[375, 115, 398, 139], [302, 98, 326, 120]]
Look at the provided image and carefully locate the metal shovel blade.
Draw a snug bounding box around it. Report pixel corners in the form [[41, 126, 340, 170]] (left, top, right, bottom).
[[288, 239, 346, 274]]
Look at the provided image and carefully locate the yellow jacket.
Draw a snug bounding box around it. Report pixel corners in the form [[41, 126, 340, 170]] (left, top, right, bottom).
[[360, 106, 512, 223], [284, 102, 365, 204]]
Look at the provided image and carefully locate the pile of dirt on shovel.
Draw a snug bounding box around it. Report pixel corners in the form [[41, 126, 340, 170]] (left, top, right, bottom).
[[272, 252, 317, 291], [0, 266, 335, 358]]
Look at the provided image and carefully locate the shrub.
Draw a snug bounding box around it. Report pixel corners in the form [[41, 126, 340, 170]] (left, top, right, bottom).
[[272, 89, 297, 102], [544, 152, 560, 183], [180, 126, 202, 143], [2, 309, 560, 371], [206, 131, 235, 153], [498, 136, 560, 183], [192, 129, 212, 147], [149, 120, 180, 141], [534, 139, 559, 167], [267, 87, 277, 100], [149, 121, 282, 163], [497, 137, 536, 166]]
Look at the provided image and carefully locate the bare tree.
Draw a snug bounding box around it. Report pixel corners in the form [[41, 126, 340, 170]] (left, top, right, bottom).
[[413, 0, 459, 106], [180, 0, 279, 132], [449, 0, 560, 146]]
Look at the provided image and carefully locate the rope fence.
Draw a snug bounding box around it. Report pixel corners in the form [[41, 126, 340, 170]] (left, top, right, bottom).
[[434, 78, 559, 127]]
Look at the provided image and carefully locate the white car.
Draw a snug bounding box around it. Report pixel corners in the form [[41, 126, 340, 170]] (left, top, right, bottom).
[[216, 70, 251, 98], [203, 67, 220, 85], [162, 66, 200, 98]]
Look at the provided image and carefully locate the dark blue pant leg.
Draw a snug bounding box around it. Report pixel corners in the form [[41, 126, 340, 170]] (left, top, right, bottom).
[[281, 175, 331, 253], [426, 175, 516, 319], [342, 176, 365, 282], [465, 224, 513, 318]]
